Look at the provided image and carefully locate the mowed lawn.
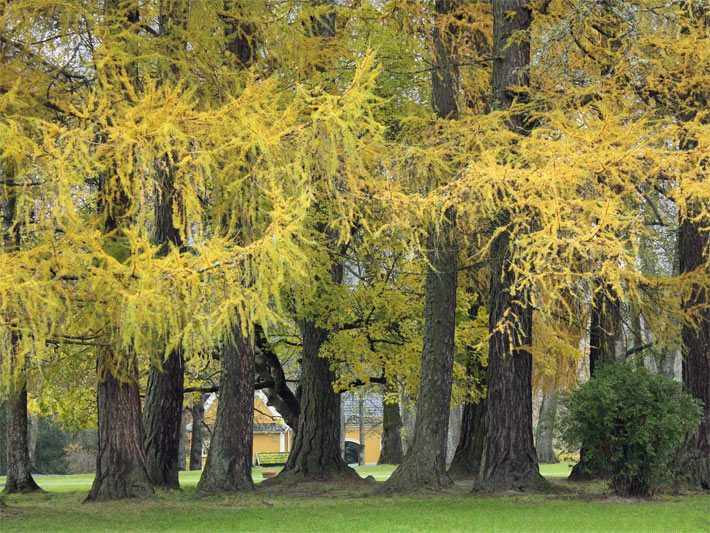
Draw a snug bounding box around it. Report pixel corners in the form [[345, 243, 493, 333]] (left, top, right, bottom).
[[2, 464, 709, 532]]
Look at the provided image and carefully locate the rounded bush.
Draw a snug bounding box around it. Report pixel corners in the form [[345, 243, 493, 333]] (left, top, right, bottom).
[[560, 363, 702, 497]]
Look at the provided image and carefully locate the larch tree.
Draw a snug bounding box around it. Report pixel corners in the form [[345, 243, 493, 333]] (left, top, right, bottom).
[[196, 9, 258, 495], [384, 0, 461, 492], [269, 3, 359, 485], [86, 0, 155, 501], [1, 181, 40, 495], [142, 0, 190, 490], [675, 1, 709, 490], [473, 0, 547, 492]]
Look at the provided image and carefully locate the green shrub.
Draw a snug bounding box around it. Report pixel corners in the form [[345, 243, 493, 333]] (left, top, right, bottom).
[[560, 363, 702, 497]]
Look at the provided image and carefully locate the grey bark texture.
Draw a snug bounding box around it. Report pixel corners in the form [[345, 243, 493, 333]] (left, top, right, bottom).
[[86, 353, 154, 502], [268, 314, 357, 483], [475, 0, 547, 493], [679, 211, 710, 489], [383, 0, 460, 493], [448, 396, 486, 480], [189, 398, 205, 471], [197, 326, 255, 493], [378, 397, 404, 465], [2, 190, 40, 495], [384, 218, 458, 490], [143, 349, 184, 489], [3, 384, 41, 494], [535, 390, 559, 464]]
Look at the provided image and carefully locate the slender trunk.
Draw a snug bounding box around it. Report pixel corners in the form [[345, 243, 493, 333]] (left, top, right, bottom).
[[265, 2, 358, 485], [255, 325, 300, 430], [142, 349, 184, 489], [86, 351, 153, 501], [384, 0, 460, 493], [449, 354, 486, 480], [679, 214, 710, 489], [85, 0, 154, 503], [189, 397, 205, 471], [358, 396, 366, 466], [535, 390, 558, 464], [0, 404, 6, 475], [475, 0, 546, 492], [197, 325, 255, 493], [378, 397, 404, 465], [177, 408, 188, 472], [3, 384, 41, 494], [569, 283, 619, 481], [448, 398, 486, 480]]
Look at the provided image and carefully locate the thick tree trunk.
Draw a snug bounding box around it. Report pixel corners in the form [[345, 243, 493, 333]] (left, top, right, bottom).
[[142, 349, 184, 489], [475, 0, 546, 493], [679, 214, 710, 489], [476, 237, 544, 491], [384, 220, 458, 491], [141, 110, 186, 488], [383, 0, 460, 493], [189, 397, 205, 472], [378, 397, 404, 465], [569, 284, 619, 481], [269, 318, 357, 483], [86, 353, 153, 501], [197, 325, 255, 493], [3, 384, 41, 494], [535, 390, 558, 464]]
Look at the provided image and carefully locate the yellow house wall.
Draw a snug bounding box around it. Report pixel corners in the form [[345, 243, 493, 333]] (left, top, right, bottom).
[[345, 427, 382, 465], [252, 433, 284, 463]]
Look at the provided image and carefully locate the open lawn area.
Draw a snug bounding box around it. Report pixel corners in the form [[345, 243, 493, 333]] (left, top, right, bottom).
[[2, 465, 709, 532]]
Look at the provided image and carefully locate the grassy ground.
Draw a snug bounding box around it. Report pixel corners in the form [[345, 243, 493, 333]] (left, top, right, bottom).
[[0, 464, 574, 493], [2, 464, 708, 532]]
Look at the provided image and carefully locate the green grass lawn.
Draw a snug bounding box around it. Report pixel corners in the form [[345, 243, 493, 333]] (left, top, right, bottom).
[[2, 464, 708, 532], [0, 464, 574, 493]]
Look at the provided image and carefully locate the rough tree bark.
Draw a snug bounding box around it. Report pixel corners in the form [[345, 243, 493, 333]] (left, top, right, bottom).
[[535, 390, 559, 464], [86, 0, 154, 503], [189, 396, 205, 471], [268, 307, 358, 483], [142, 346, 184, 489], [378, 395, 404, 465], [197, 326, 255, 492], [679, 213, 710, 489], [2, 185, 40, 495], [3, 384, 41, 494], [86, 351, 153, 501], [194, 2, 259, 494], [675, 2, 709, 490], [254, 325, 300, 431], [141, 0, 188, 490], [449, 301, 486, 480], [382, 0, 460, 493], [265, 3, 358, 486], [448, 373, 486, 480], [475, 0, 547, 492], [569, 283, 619, 481]]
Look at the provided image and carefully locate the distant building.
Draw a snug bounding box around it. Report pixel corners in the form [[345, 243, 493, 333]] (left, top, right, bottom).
[[200, 390, 384, 465]]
